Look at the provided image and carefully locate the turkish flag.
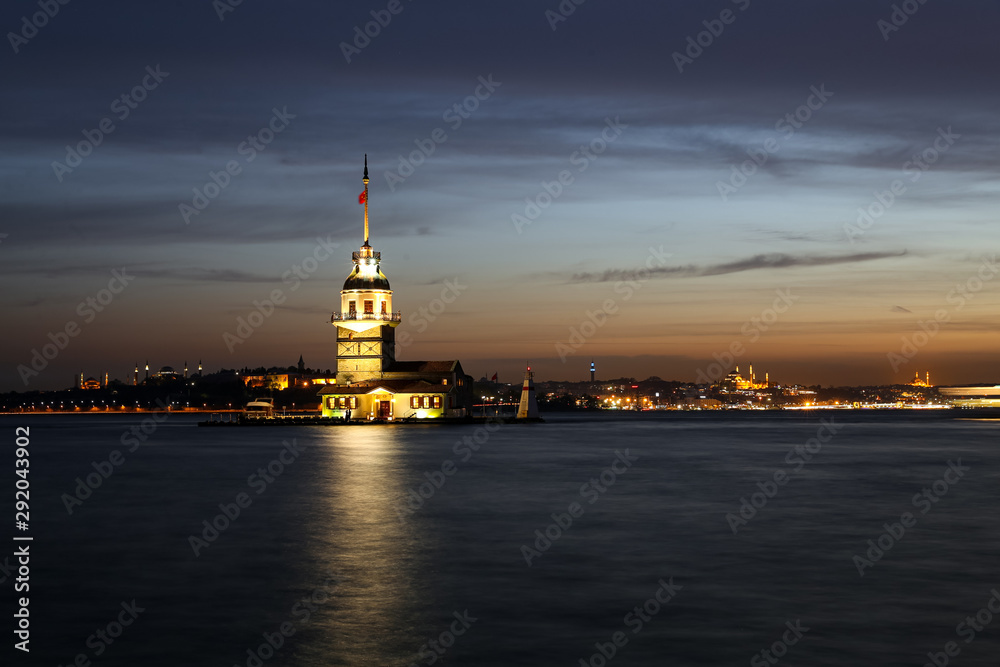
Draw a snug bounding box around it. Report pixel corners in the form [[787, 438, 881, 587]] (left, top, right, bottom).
[[358, 191, 367, 204], [491, 373, 498, 382]]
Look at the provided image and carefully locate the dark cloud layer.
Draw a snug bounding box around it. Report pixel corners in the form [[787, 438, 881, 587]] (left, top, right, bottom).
[[568, 251, 907, 283]]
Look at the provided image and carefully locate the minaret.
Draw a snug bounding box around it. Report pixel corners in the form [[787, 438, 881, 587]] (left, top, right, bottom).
[[331, 156, 400, 383], [145, 361, 149, 381], [134, 363, 139, 386], [184, 361, 188, 379], [590, 360, 595, 383], [516, 364, 539, 420], [198, 360, 203, 375]]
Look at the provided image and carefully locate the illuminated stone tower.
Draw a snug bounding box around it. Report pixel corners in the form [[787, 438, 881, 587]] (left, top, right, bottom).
[[331, 156, 401, 383]]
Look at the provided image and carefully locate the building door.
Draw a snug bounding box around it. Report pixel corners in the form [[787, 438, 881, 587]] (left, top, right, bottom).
[[378, 400, 392, 418]]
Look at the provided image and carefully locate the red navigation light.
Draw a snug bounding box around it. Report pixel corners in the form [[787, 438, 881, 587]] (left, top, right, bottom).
[[631, 385, 638, 389]]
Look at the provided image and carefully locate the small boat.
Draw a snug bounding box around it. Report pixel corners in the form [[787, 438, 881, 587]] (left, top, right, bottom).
[[244, 398, 275, 419]]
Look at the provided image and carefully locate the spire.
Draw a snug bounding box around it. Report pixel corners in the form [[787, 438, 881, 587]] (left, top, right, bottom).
[[363, 154, 370, 245]]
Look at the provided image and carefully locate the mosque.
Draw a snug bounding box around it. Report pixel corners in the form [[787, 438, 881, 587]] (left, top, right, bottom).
[[318, 157, 475, 419]]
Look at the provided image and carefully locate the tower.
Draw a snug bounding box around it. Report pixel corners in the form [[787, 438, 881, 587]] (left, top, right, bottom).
[[331, 156, 400, 383], [516, 364, 539, 419], [590, 359, 595, 383], [145, 361, 149, 381], [134, 363, 138, 386], [198, 360, 203, 374], [184, 361, 188, 379]]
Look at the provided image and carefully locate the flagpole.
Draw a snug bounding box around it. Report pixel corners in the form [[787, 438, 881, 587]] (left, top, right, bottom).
[[363, 154, 369, 244]]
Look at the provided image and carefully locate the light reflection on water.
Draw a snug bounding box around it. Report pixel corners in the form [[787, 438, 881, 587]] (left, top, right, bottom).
[[301, 429, 425, 665], [10, 412, 1000, 666]]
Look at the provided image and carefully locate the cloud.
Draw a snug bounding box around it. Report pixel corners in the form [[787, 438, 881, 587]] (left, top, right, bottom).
[[568, 251, 907, 284], [0, 263, 282, 284]]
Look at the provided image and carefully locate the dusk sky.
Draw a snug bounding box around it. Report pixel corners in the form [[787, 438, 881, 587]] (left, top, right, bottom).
[[3, 0, 999, 391]]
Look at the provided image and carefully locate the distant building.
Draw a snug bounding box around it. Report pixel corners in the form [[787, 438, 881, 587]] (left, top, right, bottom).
[[153, 365, 183, 379], [720, 364, 770, 391], [243, 374, 291, 391], [77, 372, 107, 389], [318, 157, 473, 419]]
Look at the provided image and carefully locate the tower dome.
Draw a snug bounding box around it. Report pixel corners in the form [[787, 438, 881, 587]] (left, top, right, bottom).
[[342, 245, 391, 290]]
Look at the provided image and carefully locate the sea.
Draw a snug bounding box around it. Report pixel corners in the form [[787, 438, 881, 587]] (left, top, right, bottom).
[[2, 411, 998, 666]]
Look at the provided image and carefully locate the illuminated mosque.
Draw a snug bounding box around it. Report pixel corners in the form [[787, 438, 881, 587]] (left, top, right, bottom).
[[318, 157, 474, 419], [721, 364, 770, 391]]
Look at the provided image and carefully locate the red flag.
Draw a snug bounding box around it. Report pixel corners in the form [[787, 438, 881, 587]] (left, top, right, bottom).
[[491, 372, 498, 382], [358, 190, 367, 204]]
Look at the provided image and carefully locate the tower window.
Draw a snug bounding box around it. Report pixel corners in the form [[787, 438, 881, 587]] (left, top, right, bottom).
[[410, 396, 419, 409], [433, 396, 441, 409], [422, 396, 430, 409], [364, 300, 374, 314], [381, 301, 387, 314], [348, 300, 356, 314]]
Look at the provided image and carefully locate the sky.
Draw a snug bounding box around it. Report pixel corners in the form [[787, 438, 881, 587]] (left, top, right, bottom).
[[2, 0, 999, 391]]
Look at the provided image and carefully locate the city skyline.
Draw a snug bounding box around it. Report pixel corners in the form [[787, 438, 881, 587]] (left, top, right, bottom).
[[4, 1, 1000, 392]]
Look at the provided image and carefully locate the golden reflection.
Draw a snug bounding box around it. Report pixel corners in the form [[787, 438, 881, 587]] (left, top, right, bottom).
[[302, 427, 424, 665]]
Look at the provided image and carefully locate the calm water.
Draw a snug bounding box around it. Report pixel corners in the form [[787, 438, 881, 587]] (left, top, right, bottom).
[[3, 412, 999, 666]]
